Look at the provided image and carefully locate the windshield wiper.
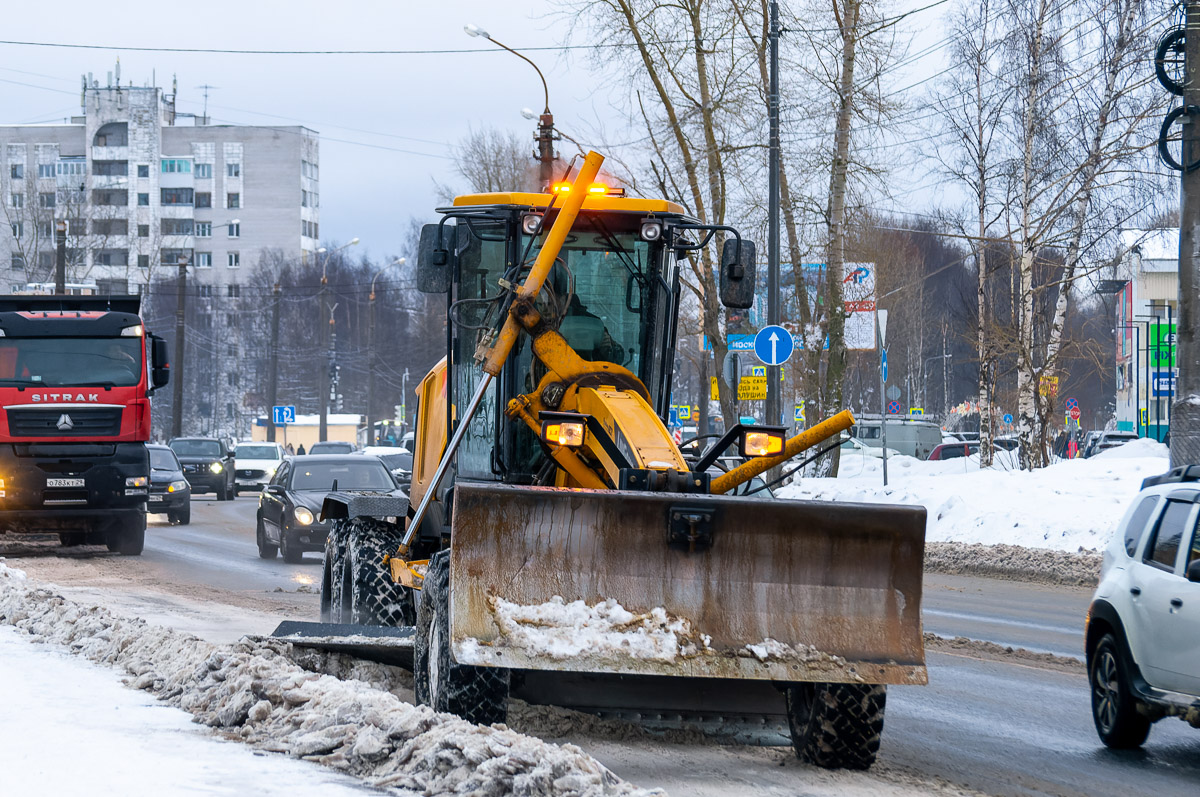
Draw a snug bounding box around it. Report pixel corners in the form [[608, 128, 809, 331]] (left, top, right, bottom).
[[0, 378, 43, 386], [72, 381, 117, 389]]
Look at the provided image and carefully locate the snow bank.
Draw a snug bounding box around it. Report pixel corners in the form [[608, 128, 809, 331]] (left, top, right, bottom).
[[782, 444, 1171, 552], [0, 562, 657, 797]]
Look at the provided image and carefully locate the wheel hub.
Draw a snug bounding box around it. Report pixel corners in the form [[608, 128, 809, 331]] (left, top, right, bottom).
[[428, 615, 442, 702]]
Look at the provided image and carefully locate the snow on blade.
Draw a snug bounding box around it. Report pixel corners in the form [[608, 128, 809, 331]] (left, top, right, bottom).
[[0, 563, 659, 797], [464, 596, 712, 664]]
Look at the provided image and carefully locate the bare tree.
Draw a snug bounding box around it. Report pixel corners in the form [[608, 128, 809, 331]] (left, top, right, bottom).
[[434, 126, 541, 203]]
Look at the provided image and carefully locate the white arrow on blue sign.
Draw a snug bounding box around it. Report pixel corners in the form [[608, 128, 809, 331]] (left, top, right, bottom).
[[1003, 413, 1013, 425], [881, 349, 888, 382], [753, 325, 795, 367], [272, 405, 296, 425]]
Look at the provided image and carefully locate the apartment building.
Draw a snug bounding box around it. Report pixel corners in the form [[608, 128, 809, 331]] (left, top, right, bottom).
[[0, 74, 319, 295]]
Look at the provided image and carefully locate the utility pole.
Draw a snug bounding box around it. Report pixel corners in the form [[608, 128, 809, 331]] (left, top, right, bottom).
[[537, 112, 555, 190], [318, 273, 329, 443], [54, 220, 67, 294], [765, 0, 782, 428], [171, 254, 188, 439], [1174, 0, 1200, 466], [266, 282, 280, 443], [367, 285, 377, 447]]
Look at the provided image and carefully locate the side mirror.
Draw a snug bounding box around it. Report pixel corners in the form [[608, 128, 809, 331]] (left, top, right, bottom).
[[719, 238, 757, 309], [150, 335, 170, 391], [1188, 558, 1200, 583], [417, 223, 455, 293]]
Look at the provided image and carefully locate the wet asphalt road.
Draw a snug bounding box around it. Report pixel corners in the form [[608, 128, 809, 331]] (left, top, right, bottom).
[[11, 496, 1200, 796]]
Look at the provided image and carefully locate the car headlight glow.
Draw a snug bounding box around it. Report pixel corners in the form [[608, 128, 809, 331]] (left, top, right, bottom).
[[125, 476, 148, 487], [167, 480, 188, 493], [294, 507, 314, 526], [210, 462, 224, 473]]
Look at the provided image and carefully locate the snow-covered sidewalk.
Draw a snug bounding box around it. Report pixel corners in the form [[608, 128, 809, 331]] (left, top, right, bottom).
[[781, 438, 1171, 552], [0, 625, 375, 797]]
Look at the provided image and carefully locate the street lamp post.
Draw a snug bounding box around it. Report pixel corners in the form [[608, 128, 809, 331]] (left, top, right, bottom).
[[367, 257, 405, 446], [466, 24, 556, 189], [317, 238, 359, 442]]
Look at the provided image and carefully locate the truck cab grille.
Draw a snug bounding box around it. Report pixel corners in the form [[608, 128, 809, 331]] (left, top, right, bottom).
[[7, 407, 122, 437]]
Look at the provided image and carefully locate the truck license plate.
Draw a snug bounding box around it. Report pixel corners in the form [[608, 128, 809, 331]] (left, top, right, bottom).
[[46, 478, 84, 487], [148, 494, 163, 502]]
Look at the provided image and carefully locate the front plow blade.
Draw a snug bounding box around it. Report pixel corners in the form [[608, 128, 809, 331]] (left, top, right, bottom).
[[449, 483, 927, 685]]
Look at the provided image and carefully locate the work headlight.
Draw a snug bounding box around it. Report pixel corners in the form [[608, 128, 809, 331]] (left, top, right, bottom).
[[640, 218, 663, 242], [521, 213, 544, 235], [740, 426, 787, 458], [539, 411, 588, 448]]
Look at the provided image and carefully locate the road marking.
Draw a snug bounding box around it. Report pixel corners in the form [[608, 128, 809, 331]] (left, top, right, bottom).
[[923, 607, 1081, 637]]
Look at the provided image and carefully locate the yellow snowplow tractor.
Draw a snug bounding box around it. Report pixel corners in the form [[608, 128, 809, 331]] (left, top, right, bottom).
[[293, 152, 926, 770]]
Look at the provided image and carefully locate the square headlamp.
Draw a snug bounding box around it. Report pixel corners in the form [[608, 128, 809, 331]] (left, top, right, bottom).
[[539, 411, 588, 448], [740, 425, 787, 458]]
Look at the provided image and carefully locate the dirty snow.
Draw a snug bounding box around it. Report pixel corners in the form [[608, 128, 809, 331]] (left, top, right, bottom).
[[463, 596, 710, 664], [0, 562, 656, 797], [782, 439, 1170, 552]]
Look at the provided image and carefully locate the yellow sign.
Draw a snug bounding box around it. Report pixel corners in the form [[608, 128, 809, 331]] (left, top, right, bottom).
[[738, 375, 767, 401], [1039, 375, 1059, 397], [711, 376, 719, 401], [910, 407, 924, 416]]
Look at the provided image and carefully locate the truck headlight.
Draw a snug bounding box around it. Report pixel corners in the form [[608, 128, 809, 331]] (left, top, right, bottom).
[[167, 480, 188, 493], [294, 507, 314, 526], [126, 476, 148, 487], [741, 427, 786, 457], [210, 462, 224, 474], [539, 411, 588, 448]]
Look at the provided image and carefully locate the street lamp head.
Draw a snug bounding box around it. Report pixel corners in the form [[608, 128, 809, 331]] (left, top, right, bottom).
[[392, 257, 406, 266], [464, 23, 489, 39], [521, 107, 537, 120], [229, 218, 240, 226], [349, 237, 360, 246], [317, 247, 327, 254]]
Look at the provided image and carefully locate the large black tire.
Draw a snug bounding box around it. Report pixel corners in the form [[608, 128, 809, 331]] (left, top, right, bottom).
[[169, 506, 191, 526], [256, 516, 278, 559], [320, 520, 349, 622], [1090, 633, 1152, 749], [343, 517, 415, 626], [105, 515, 146, 556], [786, 682, 886, 770], [280, 528, 304, 564], [414, 550, 509, 725]]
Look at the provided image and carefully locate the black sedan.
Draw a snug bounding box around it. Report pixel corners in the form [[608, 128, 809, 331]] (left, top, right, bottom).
[[147, 444, 191, 525], [256, 455, 402, 563]]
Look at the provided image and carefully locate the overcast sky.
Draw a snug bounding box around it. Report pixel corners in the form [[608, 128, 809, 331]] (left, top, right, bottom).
[[0, 1, 943, 261]]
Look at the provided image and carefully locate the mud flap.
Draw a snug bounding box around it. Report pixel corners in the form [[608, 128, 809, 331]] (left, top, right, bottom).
[[448, 482, 927, 685]]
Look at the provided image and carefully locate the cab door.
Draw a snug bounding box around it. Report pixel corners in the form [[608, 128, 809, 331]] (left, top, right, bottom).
[[1131, 498, 1199, 693]]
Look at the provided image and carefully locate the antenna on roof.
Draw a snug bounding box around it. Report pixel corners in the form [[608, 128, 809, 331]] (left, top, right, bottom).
[[196, 85, 218, 124], [115, 57, 120, 86]]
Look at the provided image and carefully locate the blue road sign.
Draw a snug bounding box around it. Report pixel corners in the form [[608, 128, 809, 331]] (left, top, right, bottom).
[[753, 325, 795, 366], [272, 405, 296, 425], [1003, 413, 1014, 425], [1153, 372, 1177, 398], [669, 406, 680, 427], [881, 349, 888, 382]]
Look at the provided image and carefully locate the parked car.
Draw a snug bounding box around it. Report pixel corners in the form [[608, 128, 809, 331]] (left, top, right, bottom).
[[168, 437, 236, 500], [359, 446, 413, 492], [1085, 466, 1200, 749], [233, 442, 286, 495], [852, 414, 942, 459], [1093, 431, 1140, 456], [1081, 430, 1103, 459], [256, 455, 402, 563], [147, 444, 190, 525], [928, 441, 979, 461], [993, 435, 1020, 451], [308, 440, 356, 455]]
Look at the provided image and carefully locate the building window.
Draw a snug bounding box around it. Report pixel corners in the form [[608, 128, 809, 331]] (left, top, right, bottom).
[[56, 160, 86, 177], [10, 164, 22, 180], [226, 313, 236, 327], [37, 164, 54, 179], [198, 284, 213, 297], [94, 250, 128, 266], [138, 254, 149, 268], [92, 160, 126, 177], [227, 251, 240, 268], [160, 159, 192, 174], [137, 164, 149, 178], [196, 252, 212, 268], [92, 189, 127, 206], [302, 160, 319, 180], [195, 163, 212, 179], [227, 222, 240, 238], [226, 162, 241, 178], [11, 254, 25, 271], [10, 222, 21, 238], [9, 193, 22, 208], [301, 189, 320, 208], [137, 192, 149, 206], [92, 219, 128, 235], [161, 218, 194, 235], [195, 192, 212, 209], [93, 122, 128, 147], [38, 221, 52, 237], [302, 220, 319, 239], [226, 192, 240, 209], [226, 403, 234, 420], [38, 192, 55, 208], [161, 188, 193, 206], [195, 222, 212, 238], [227, 372, 239, 387], [227, 284, 240, 298], [137, 224, 149, 238]]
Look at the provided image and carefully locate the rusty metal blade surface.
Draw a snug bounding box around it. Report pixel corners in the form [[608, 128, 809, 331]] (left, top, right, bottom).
[[449, 482, 927, 685]]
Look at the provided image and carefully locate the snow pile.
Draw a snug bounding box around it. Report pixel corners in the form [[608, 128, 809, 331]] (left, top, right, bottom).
[[471, 596, 711, 664], [0, 563, 658, 797], [783, 443, 1171, 552]]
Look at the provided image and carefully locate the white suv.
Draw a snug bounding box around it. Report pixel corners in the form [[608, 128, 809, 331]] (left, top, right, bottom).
[[1086, 465, 1200, 748]]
